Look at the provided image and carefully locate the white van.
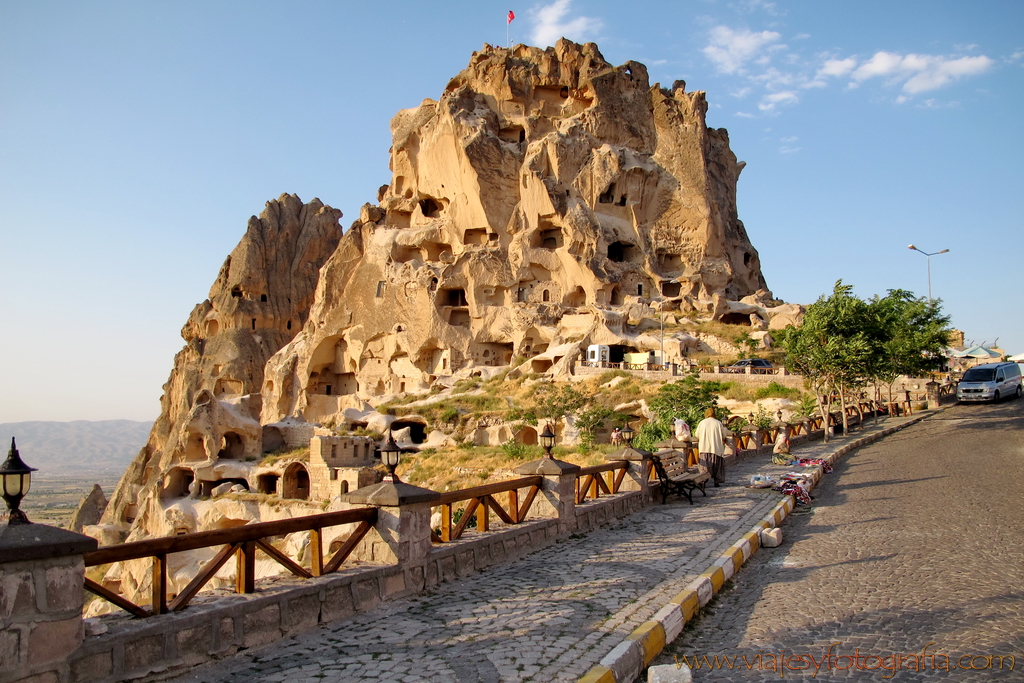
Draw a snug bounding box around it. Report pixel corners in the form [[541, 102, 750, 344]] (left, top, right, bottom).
[[956, 362, 1023, 403]]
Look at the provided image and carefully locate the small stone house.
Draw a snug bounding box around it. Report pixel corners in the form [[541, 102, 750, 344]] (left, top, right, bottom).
[[308, 435, 381, 498]]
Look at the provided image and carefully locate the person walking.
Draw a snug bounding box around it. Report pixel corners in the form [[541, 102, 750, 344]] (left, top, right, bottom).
[[695, 407, 727, 486]]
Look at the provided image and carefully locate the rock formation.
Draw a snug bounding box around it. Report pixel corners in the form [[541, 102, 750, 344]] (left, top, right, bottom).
[[261, 39, 788, 426], [69, 484, 107, 532], [100, 193, 343, 534], [93, 41, 799, 604]]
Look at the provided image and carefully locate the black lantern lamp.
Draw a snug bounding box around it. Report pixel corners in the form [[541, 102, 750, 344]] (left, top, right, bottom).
[[379, 430, 401, 482], [2, 438, 36, 525], [539, 423, 556, 458], [621, 424, 634, 446]]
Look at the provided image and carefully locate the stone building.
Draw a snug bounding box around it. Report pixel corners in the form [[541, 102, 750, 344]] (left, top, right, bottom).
[[308, 435, 381, 498]]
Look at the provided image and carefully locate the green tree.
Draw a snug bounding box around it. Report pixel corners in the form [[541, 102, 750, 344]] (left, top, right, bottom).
[[574, 405, 627, 450], [628, 373, 726, 451], [648, 372, 724, 429], [776, 281, 873, 441], [508, 384, 616, 448], [866, 289, 951, 408]]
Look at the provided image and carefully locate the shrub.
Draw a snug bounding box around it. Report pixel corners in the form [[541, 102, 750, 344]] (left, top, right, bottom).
[[753, 381, 800, 400], [750, 405, 774, 430], [500, 438, 531, 460], [632, 421, 670, 452]]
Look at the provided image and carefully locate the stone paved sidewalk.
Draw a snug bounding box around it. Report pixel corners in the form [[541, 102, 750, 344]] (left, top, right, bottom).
[[165, 415, 919, 683]]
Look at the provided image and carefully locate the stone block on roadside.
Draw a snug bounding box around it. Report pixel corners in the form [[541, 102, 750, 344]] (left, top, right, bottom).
[[760, 528, 783, 547], [649, 662, 693, 682]]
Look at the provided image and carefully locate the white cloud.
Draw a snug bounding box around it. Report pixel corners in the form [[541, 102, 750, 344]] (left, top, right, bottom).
[[750, 67, 798, 89], [849, 51, 904, 83], [758, 90, 798, 112], [529, 0, 602, 48], [779, 145, 801, 154], [850, 51, 994, 95], [735, 111, 756, 118], [702, 26, 783, 74], [780, 135, 799, 143], [817, 57, 857, 78], [917, 98, 960, 109]]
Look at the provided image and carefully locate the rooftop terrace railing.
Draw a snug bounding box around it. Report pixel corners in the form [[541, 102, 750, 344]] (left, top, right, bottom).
[[83, 506, 378, 618]]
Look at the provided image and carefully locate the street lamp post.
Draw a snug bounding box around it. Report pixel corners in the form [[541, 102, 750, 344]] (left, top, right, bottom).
[[907, 245, 950, 301]]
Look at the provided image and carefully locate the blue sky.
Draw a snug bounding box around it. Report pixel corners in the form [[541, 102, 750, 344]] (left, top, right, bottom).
[[2, 0, 1022, 422]]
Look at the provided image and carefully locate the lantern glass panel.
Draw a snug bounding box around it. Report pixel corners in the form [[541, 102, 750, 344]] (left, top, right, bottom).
[[2, 472, 26, 497]]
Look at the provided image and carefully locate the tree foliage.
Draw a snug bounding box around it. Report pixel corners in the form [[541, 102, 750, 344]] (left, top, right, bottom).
[[777, 280, 950, 440], [632, 373, 725, 451], [507, 384, 624, 448]]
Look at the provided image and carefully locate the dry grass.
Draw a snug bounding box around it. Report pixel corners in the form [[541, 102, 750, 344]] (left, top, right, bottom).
[[399, 442, 621, 493]]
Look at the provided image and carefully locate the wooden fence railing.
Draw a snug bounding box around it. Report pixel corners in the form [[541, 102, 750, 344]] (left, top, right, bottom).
[[84, 506, 378, 618], [575, 461, 631, 504], [431, 476, 543, 543]]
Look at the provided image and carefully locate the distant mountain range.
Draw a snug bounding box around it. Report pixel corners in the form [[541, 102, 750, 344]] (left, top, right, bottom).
[[0, 420, 152, 473]]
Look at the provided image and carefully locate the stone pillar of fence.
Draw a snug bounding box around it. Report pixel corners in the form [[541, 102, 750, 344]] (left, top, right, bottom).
[[514, 457, 581, 534], [746, 426, 764, 450], [925, 381, 940, 410], [0, 524, 97, 683], [341, 481, 440, 565], [603, 446, 653, 494]]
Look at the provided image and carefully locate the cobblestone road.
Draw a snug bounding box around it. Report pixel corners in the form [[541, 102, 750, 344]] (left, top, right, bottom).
[[653, 400, 1024, 681]]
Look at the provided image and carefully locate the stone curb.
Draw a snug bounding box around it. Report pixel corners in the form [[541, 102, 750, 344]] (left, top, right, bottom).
[[576, 409, 940, 683]]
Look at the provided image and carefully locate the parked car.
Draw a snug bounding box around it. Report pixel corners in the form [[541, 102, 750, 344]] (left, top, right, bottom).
[[724, 358, 774, 373], [956, 362, 1023, 403]]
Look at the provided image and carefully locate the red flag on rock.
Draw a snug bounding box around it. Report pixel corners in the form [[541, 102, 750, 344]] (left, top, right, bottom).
[[507, 10, 515, 23]]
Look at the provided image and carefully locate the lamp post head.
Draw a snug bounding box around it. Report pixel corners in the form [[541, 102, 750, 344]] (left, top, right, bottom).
[[1, 437, 37, 525], [907, 244, 917, 251], [539, 423, 556, 457], [378, 430, 401, 481]]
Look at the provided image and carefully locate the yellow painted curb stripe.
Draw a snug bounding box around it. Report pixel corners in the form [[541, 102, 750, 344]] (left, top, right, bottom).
[[728, 546, 744, 572], [703, 565, 726, 591], [578, 665, 616, 683], [627, 621, 667, 665], [671, 589, 700, 620], [743, 530, 760, 553]]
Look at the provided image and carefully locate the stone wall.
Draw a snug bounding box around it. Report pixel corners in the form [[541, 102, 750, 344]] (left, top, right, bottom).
[[0, 526, 96, 683], [573, 361, 806, 389]]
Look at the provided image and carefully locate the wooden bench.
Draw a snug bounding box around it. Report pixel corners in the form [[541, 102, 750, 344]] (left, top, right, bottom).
[[651, 453, 710, 505]]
